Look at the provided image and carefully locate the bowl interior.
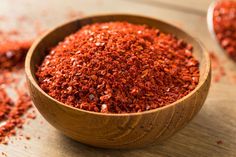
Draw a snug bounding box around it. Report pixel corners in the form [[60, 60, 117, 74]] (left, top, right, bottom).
[[26, 14, 210, 114]]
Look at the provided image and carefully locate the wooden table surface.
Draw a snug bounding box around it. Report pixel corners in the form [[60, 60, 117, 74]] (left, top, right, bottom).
[[1, 0, 236, 156]]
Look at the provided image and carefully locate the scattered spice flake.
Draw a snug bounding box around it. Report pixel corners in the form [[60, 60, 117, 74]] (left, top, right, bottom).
[[209, 51, 226, 83], [0, 89, 12, 121], [1, 152, 7, 157], [0, 92, 32, 144], [216, 140, 223, 145], [2, 140, 8, 145], [209, 52, 220, 70], [0, 69, 16, 85], [0, 9, 85, 69], [0, 40, 32, 70], [0, 13, 35, 144], [25, 135, 31, 140], [26, 112, 37, 119], [37, 22, 200, 113], [18, 131, 23, 137], [213, 0, 236, 61]]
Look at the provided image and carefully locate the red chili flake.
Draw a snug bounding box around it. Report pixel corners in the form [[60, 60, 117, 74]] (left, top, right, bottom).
[[0, 89, 12, 121], [26, 112, 36, 119], [216, 140, 223, 145], [213, 0, 236, 60], [18, 132, 23, 137], [0, 69, 16, 85], [213, 74, 221, 83], [25, 135, 31, 140], [37, 22, 200, 113], [209, 52, 220, 70], [2, 141, 8, 145]]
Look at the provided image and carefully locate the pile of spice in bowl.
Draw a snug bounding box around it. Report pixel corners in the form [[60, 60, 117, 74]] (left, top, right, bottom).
[[213, 0, 236, 60], [36, 21, 199, 113]]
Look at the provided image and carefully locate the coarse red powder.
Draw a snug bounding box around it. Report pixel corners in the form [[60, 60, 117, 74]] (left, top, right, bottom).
[[0, 89, 32, 143], [213, 0, 236, 60], [36, 22, 200, 113], [0, 64, 34, 144], [0, 89, 12, 122]]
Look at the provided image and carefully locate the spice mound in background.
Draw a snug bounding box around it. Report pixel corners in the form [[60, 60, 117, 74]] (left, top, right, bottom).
[[0, 41, 32, 69], [213, 0, 236, 60], [36, 22, 199, 113]]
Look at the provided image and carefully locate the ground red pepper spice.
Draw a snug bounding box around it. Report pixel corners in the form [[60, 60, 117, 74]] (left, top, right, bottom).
[[0, 65, 34, 144], [37, 22, 200, 113], [0, 12, 42, 145], [0, 89, 32, 143], [213, 0, 236, 60]]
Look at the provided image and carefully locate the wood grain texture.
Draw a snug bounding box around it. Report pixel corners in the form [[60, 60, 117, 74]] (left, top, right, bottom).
[[0, 0, 236, 156], [25, 14, 211, 149]]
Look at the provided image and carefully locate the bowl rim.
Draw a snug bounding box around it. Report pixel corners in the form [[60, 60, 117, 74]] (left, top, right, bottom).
[[25, 13, 211, 117]]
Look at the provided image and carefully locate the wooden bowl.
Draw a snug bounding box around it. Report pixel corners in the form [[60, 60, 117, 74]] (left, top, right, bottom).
[[25, 14, 211, 149]]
